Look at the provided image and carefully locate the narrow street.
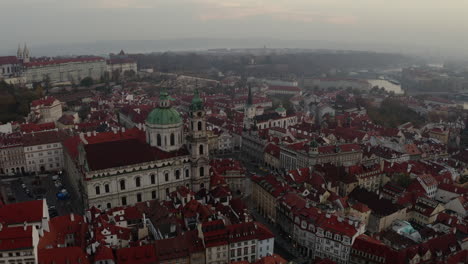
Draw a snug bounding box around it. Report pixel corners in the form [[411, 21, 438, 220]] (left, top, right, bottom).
[[246, 198, 310, 264]]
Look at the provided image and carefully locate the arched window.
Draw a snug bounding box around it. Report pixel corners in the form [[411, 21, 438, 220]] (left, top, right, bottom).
[[199, 145, 204, 155], [95, 186, 100, 195], [135, 177, 141, 187], [165, 173, 169, 182], [121, 196, 127, 206], [150, 174, 155, 184], [175, 170, 180, 180], [157, 134, 161, 146], [199, 167, 205, 177], [185, 169, 190, 178], [198, 121, 202, 131], [170, 133, 175, 146], [120, 179, 126, 190], [107, 203, 111, 209], [165, 188, 170, 195], [105, 184, 110, 193], [136, 193, 142, 202]]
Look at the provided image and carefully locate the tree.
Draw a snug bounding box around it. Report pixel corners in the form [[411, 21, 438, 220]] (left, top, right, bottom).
[[78, 105, 91, 120], [112, 70, 121, 82], [123, 69, 136, 80], [80, 77, 94, 87], [393, 173, 412, 188]]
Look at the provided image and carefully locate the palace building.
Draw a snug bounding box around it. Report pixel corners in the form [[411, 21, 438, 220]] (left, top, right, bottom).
[[65, 90, 211, 209]]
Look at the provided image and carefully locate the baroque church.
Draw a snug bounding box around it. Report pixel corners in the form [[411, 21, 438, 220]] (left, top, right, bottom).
[[69, 90, 210, 209]]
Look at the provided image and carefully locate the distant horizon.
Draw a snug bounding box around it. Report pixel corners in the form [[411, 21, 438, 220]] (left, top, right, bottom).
[[0, 37, 462, 62]]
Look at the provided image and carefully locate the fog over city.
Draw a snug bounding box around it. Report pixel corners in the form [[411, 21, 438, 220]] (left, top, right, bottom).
[[1, 0, 468, 58]]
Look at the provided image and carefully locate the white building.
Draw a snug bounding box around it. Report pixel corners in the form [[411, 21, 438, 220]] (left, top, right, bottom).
[[0, 225, 40, 264], [29, 96, 63, 124], [23, 130, 65, 173], [107, 58, 138, 77], [0, 56, 21, 79], [23, 57, 106, 84]]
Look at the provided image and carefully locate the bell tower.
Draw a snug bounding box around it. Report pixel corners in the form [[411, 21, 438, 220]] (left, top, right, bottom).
[[188, 89, 210, 191], [243, 85, 256, 129]]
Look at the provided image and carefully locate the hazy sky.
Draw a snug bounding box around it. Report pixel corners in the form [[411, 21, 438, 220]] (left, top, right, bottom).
[[1, 0, 468, 56]]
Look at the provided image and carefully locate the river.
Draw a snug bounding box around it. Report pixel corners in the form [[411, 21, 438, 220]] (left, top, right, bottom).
[[367, 79, 404, 94]]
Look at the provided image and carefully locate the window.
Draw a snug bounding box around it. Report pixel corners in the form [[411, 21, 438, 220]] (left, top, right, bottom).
[[199, 167, 204, 177], [199, 145, 204, 155], [152, 190, 157, 199], [95, 186, 100, 195], [120, 180, 126, 190], [157, 134, 161, 146], [244, 247, 248, 255], [105, 184, 110, 193], [251, 246, 255, 253], [107, 203, 111, 209], [185, 169, 190, 178], [150, 174, 156, 184], [121, 196, 127, 206], [137, 193, 142, 202], [135, 177, 141, 187], [165, 173, 169, 182], [231, 249, 235, 257], [175, 170, 180, 180], [170, 133, 175, 146], [165, 188, 170, 195]]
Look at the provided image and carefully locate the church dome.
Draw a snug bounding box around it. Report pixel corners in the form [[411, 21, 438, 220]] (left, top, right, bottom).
[[146, 108, 182, 125]]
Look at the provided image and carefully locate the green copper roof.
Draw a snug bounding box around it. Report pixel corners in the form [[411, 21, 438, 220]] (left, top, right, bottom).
[[275, 106, 286, 112], [146, 108, 182, 125], [190, 89, 204, 111]]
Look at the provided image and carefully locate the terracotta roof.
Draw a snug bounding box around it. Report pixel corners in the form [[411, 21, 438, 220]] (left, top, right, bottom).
[[84, 138, 189, 171], [25, 56, 104, 67], [0, 226, 33, 251], [38, 247, 89, 264], [31, 96, 58, 107], [116, 244, 157, 264], [20, 122, 56, 133], [0, 56, 19, 65], [0, 200, 45, 225]]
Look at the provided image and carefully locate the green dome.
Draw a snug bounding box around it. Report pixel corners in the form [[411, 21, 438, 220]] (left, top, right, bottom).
[[146, 108, 182, 125], [276, 107, 286, 112]]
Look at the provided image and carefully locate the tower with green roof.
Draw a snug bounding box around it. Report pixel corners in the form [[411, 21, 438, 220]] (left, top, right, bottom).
[[188, 89, 210, 191]]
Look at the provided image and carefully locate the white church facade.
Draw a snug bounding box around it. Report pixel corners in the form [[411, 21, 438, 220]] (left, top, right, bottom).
[[69, 90, 211, 209]]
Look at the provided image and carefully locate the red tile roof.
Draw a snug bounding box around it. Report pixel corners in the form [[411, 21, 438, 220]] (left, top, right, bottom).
[[20, 122, 56, 133], [84, 138, 189, 171], [0, 56, 19, 65], [0, 200, 45, 225], [38, 247, 90, 264], [116, 244, 157, 264], [0, 226, 34, 251], [25, 57, 104, 67], [31, 96, 58, 107]]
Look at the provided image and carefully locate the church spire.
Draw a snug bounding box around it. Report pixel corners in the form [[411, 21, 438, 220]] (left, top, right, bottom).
[[17, 44, 23, 59], [190, 89, 204, 112], [246, 84, 253, 106]]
